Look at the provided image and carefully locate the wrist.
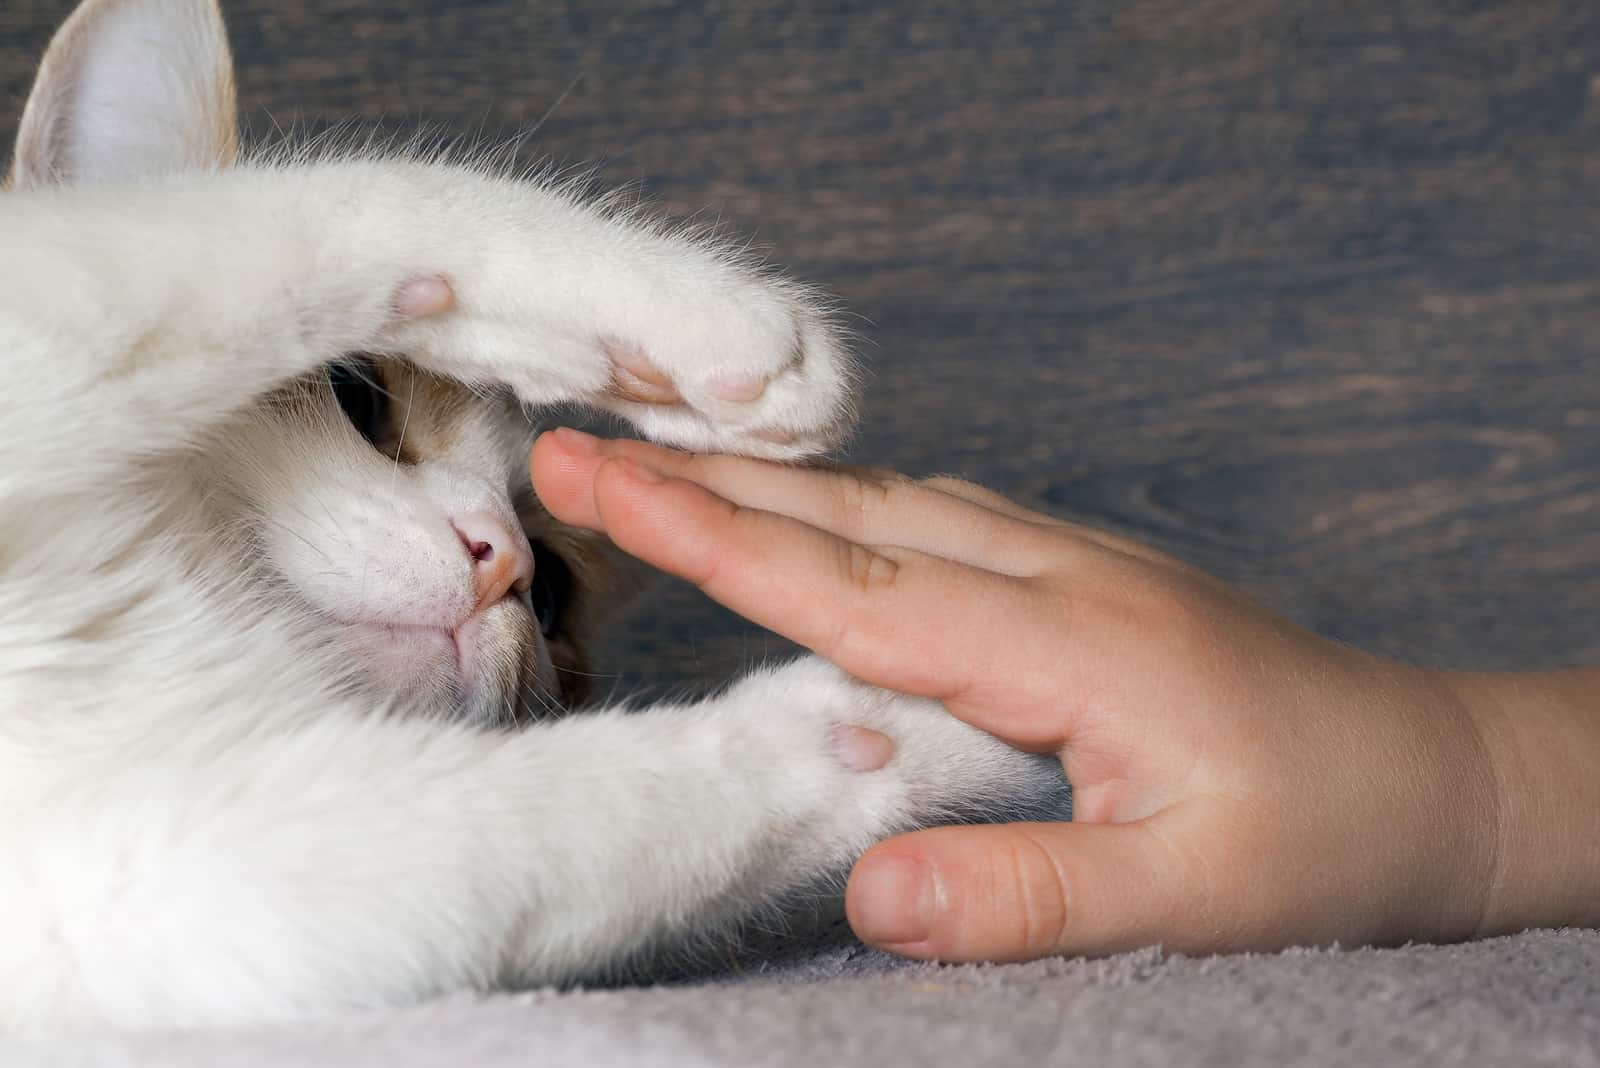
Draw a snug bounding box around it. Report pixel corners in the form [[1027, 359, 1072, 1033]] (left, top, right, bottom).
[[1440, 667, 1600, 937]]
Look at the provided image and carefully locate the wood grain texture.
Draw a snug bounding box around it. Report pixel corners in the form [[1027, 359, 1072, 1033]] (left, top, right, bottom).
[[4, 0, 1598, 692]]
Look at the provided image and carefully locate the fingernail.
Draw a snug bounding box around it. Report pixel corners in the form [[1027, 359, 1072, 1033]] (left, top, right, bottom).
[[554, 427, 601, 454], [850, 853, 934, 945], [613, 457, 666, 485]]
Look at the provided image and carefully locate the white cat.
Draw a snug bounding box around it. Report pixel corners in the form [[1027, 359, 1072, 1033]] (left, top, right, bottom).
[[0, 0, 1055, 1033]]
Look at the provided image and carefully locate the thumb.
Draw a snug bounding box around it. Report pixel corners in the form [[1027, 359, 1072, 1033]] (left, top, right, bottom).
[[845, 819, 1202, 961]]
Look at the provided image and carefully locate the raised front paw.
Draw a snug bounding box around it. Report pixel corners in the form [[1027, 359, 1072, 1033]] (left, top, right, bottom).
[[389, 262, 854, 460], [370, 165, 858, 459], [392, 258, 855, 461]]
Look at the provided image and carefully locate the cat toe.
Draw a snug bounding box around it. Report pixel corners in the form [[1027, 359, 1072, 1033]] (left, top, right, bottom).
[[828, 723, 897, 772], [590, 295, 854, 459], [393, 275, 456, 319], [703, 369, 772, 403], [604, 339, 682, 404]]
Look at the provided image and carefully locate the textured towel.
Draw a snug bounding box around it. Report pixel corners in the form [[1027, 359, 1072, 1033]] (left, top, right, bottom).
[[12, 929, 1599, 1067]]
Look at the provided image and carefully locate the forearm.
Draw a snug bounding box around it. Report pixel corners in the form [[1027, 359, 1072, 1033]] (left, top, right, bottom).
[[1447, 668, 1600, 936]]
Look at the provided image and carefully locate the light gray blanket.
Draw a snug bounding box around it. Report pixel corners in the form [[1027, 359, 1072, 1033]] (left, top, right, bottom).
[[13, 928, 1598, 1066]]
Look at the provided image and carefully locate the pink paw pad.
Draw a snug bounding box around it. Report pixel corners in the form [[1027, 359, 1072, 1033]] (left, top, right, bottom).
[[603, 339, 681, 405], [601, 339, 776, 408], [394, 276, 455, 319], [704, 370, 769, 403], [829, 723, 896, 773]]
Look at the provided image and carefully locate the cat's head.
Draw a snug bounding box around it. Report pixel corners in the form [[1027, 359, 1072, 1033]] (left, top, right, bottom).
[[7, 0, 640, 720]]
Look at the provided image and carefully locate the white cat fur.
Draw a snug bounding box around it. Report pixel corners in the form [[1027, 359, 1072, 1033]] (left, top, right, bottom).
[[0, 0, 1052, 1032]]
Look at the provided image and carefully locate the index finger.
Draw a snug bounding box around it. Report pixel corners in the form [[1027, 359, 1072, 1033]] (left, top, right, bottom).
[[531, 429, 1071, 576], [587, 455, 1076, 750]]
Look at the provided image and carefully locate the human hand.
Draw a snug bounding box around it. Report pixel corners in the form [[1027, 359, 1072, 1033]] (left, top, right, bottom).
[[529, 428, 1599, 961]]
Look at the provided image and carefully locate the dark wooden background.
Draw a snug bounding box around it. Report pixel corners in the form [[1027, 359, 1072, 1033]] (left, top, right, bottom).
[[5, 1, 1598, 694]]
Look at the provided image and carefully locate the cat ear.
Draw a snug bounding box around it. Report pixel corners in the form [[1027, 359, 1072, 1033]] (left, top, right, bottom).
[[8, 0, 239, 189]]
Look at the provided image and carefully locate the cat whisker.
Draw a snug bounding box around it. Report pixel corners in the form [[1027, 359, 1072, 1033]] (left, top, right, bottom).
[[516, 669, 568, 722], [262, 515, 332, 567], [553, 664, 620, 681], [387, 379, 415, 496], [525, 72, 584, 145]]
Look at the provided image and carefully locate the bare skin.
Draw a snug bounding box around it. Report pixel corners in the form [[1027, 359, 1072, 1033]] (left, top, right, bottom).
[[530, 427, 1600, 962]]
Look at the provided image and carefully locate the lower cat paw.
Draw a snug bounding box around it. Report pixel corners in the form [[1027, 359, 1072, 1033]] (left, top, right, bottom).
[[833, 673, 1068, 830], [739, 659, 1065, 847]]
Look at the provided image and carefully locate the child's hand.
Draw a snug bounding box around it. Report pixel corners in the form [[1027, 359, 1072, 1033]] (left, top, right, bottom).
[[530, 429, 1600, 961]]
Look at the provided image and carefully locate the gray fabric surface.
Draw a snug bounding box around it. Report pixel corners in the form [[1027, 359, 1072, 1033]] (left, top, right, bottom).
[[5, 1, 1600, 1063], [12, 929, 1599, 1066]]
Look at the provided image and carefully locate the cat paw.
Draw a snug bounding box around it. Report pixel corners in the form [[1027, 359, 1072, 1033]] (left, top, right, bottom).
[[388, 265, 854, 461], [649, 658, 1065, 926], [833, 674, 1067, 830], [593, 291, 856, 461], [736, 659, 1064, 849], [377, 167, 858, 460]]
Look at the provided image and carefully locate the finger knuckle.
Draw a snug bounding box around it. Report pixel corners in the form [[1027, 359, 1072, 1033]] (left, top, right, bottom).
[[1009, 829, 1073, 955], [918, 474, 977, 496], [832, 468, 903, 530], [841, 540, 900, 594], [851, 464, 905, 485]]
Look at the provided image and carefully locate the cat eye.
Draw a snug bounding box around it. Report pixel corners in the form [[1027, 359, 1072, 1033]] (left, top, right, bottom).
[[327, 358, 388, 447], [527, 539, 572, 637]]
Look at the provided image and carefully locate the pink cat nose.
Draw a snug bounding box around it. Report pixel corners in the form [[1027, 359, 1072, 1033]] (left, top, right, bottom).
[[451, 511, 535, 612]]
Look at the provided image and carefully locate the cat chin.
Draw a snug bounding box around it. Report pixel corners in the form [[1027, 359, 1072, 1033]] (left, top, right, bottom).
[[331, 601, 553, 721], [341, 621, 462, 693], [458, 600, 559, 722]]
